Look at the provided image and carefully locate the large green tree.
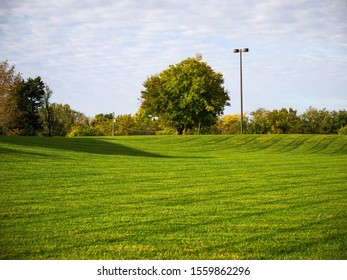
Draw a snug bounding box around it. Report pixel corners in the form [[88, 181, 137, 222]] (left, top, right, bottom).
[[139, 55, 230, 134]]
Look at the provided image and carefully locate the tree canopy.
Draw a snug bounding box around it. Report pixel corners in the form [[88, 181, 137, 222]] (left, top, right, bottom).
[[139, 55, 230, 134], [1, 61, 47, 135], [0, 60, 22, 135], [14, 77, 46, 135]]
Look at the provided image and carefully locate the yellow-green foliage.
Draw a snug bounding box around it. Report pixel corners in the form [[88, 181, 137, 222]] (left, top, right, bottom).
[[338, 125, 347, 135]]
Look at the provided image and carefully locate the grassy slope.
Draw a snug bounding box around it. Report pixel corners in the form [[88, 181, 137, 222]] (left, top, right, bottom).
[[0, 135, 346, 260]]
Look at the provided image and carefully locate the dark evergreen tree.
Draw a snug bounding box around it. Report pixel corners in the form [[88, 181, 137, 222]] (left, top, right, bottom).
[[14, 77, 45, 135]]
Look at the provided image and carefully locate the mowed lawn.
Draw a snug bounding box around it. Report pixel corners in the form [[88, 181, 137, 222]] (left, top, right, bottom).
[[0, 135, 346, 260]]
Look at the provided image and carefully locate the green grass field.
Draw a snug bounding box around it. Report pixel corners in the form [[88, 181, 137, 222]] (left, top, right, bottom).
[[0, 135, 346, 260]]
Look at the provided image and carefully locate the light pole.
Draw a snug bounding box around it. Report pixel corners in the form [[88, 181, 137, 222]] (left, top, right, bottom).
[[233, 48, 249, 134]]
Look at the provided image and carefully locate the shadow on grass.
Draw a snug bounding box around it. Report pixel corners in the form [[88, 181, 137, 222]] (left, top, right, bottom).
[[0, 137, 171, 158], [0, 136, 208, 159]]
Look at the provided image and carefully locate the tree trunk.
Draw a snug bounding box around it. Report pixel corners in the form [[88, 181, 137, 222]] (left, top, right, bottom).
[[177, 124, 184, 135], [197, 121, 201, 135], [46, 106, 53, 136]]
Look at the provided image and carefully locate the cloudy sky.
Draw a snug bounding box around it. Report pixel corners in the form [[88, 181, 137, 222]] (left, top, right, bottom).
[[1, 0, 346, 117]]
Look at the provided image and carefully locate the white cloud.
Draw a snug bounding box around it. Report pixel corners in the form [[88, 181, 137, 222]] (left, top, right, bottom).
[[1, 0, 346, 116]]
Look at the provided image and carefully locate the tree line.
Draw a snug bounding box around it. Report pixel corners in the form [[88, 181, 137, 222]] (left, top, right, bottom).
[[1, 59, 346, 136], [216, 107, 347, 135]]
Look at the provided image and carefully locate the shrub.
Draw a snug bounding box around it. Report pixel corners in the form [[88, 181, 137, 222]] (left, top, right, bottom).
[[338, 125, 347, 135]]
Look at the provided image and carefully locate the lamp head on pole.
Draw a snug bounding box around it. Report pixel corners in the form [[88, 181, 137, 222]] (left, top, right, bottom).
[[233, 48, 249, 53]]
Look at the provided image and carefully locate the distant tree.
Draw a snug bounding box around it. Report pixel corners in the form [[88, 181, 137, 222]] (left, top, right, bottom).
[[217, 114, 242, 134], [11, 77, 45, 135], [114, 114, 136, 135], [267, 108, 302, 134], [49, 103, 89, 136], [248, 108, 271, 134], [0, 60, 22, 135], [139, 54, 230, 134], [321, 110, 347, 134], [301, 107, 331, 134], [248, 108, 302, 134], [336, 110, 347, 133], [39, 85, 53, 136], [338, 125, 347, 135], [91, 113, 114, 136]]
